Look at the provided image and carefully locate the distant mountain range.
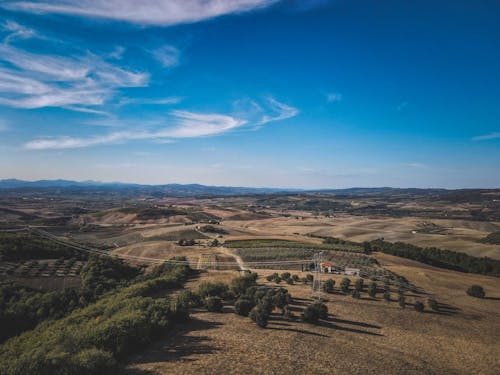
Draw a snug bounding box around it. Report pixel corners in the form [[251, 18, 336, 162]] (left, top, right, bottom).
[[0, 179, 495, 197], [0, 179, 290, 196]]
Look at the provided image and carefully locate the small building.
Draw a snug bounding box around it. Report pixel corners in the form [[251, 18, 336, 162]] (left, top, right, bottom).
[[320, 262, 334, 273]]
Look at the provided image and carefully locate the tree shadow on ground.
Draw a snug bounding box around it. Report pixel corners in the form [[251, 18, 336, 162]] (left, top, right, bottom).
[[126, 317, 222, 368], [483, 296, 500, 301], [317, 318, 384, 336]]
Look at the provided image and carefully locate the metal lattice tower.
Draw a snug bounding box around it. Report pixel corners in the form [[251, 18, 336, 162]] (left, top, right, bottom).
[[312, 251, 324, 300]]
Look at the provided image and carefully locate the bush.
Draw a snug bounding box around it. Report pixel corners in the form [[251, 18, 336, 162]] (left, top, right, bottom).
[[340, 278, 351, 294], [205, 296, 223, 312], [368, 282, 377, 298], [175, 290, 201, 309], [280, 272, 291, 280], [313, 302, 328, 320], [235, 298, 254, 316], [414, 301, 424, 312], [466, 285, 485, 298], [306, 274, 314, 283], [351, 290, 360, 299], [354, 278, 364, 291], [292, 274, 300, 282], [230, 273, 258, 296], [198, 282, 229, 299], [302, 305, 320, 324], [323, 279, 335, 293], [302, 302, 328, 323], [427, 298, 439, 311], [286, 278, 294, 285], [398, 294, 406, 308], [274, 276, 282, 284], [249, 305, 269, 328]]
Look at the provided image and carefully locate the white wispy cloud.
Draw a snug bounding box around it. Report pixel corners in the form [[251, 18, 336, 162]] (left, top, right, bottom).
[[2, 20, 37, 42], [24, 96, 297, 149], [3, 0, 280, 26], [256, 97, 299, 125], [151, 45, 180, 68], [0, 37, 149, 111], [472, 132, 500, 141], [119, 96, 183, 106], [24, 110, 247, 149], [326, 92, 342, 102]]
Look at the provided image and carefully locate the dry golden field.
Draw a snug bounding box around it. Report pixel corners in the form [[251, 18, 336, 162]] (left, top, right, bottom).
[[125, 255, 500, 375]]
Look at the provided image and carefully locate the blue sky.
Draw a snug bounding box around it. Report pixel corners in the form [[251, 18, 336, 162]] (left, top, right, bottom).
[[0, 0, 499, 188]]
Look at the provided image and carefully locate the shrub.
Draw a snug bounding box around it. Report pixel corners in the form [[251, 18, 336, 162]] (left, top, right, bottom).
[[175, 289, 202, 309], [398, 294, 406, 308], [313, 302, 328, 320], [198, 282, 229, 299], [280, 272, 291, 280], [323, 279, 335, 293], [306, 274, 314, 283], [351, 290, 360, 299], [286, 278, 294, 285], [414, 301, 424, 312], [427, 298, 439, 311], [368, 282, 377, 298], [354, 278, 364, 291], [274, 276, 282, 284], [466, 285, 485, 298], [292, 274, 300, 282], [205, 296, 223, 312], [266, 275, 275, 282], [249, 305, 269, 328], [340, 278, 351, 294], [302, 305, 320, 324], [235, 298, 254, 316], [230, 273, 258, 296]]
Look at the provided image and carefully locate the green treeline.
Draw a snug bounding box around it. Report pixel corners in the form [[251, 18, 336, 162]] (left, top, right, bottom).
[[0, 259, 191, 375], [0, 232, 82, 261], [370, 239, 500, 276], [0, 256, 144, 342]]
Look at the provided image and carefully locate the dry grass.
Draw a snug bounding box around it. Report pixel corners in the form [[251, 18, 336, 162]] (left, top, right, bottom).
[[125, 255, 500, 375]]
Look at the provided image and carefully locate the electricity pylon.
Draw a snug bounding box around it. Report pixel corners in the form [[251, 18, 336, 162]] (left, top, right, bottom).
[[312, 251, 324, 300]]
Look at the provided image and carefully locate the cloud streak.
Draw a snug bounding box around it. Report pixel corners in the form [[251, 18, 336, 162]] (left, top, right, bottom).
[[4, 0, 280, 26], [256, 97, 299, 125], [0, 33, 149, 111], [24, 97, 297, 149], [24, 110, 247, 149], [472, 132, 500, 141]]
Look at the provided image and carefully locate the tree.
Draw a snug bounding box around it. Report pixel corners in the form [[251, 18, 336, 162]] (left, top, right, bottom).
[[230, 273, 258, 296], [235, 298, 254, 316], [323, 279, 335, 293], [292, 274, 300, 282], [398, 294, 406, 309], [198, 282, 229, 299], [205, 296, 223, 312], [355, 278, 364, 292], [466, 285, 485, 298], [313, 302, 328, 320], [340, 278, 351, 294], [427, 298, 439, 311], [249, 305, 269, 328], [414, 301, 424, 312], [351, 290, 360, 299], [280, 272, 291, 280], [368, 281, 377, 298], [302, 305, 320, 324]]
